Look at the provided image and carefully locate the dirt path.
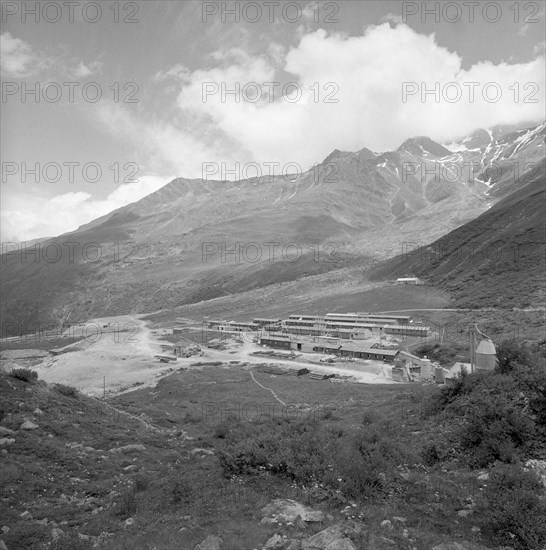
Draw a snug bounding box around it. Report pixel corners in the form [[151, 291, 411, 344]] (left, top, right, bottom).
[[249, 371, 287, 406]]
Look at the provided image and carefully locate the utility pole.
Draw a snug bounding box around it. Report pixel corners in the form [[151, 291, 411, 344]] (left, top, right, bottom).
[[469, 325, 476, 374]]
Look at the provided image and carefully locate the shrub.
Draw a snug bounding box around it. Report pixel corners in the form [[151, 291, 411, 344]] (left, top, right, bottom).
[[321, 406, 340, 421], [183, 411, 201, 424], [9, 368, 38, 382], [459, 393, 536, 467], [217, 415, 409, 502], [495, 338, 535, 374], [361, 409, 379, 425], [424, 339, 546, 467], [134, 473, 149, 492], [171, 476, 194, 505], [477, 463, 546, 550], [422, 442, 442, 466], [55, 384, 78, 397], [214, 423, 229, 438], [113, 488, 137, 518]]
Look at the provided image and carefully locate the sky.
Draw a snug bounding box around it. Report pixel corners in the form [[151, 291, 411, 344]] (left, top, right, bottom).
[[1, 0, 545, 242]]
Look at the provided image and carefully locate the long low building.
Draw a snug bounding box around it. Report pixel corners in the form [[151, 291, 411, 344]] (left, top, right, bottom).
[[259, 334, 400, 363], [384, 325, 429, 337], [253, 318, 282, 327], [282, 319, 427, 339], [206, 320, 259, 332], [315, 341, 399, 362], [325, 312, 411, 325]]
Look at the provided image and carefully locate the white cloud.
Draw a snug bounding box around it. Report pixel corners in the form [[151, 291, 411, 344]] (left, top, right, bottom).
[[1, 175, 170, 242], [71, 60, 103, 78], [381, 13, 404, 25], [90, 23, 545, 184], [534, 41, 546, 55], [163, 23, 545, 167], [0, 32, 49, 78], [154, 63, 191, 82]]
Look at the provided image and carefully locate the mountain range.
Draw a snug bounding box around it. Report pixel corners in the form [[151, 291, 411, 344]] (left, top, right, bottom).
[[1, 121, 544, 335]]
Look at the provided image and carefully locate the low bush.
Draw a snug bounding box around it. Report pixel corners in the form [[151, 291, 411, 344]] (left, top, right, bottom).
[[171, 476, 194, 505], [183, 410, 202, 424], [55, 384, 78, 397], [425, 339, 546, 468], [477, 463, 546, 550], [134, 473, 149, 492], [9, 368, 38, 383], [217, 414, 410, 502], [458, 393, 536, 467], [113, 488, 137, 518]]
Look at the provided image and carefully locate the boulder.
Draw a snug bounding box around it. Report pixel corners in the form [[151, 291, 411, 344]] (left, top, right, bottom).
[[19, 511, 32, 521], [0, 427, 15, 436], [190, 448, 214, 456], [431, 543, 489, 550], [261, 499, 325, 524], [20, 421, 38, 430], [195, 535, 222, 550], [0, 540, 8, 550], [108, 444, 145, 454], [51, 528, 64, 541], [263, 534, 286, 549], [325, 540, 357, 550], [302, 525, 344, 550], [0, 439, 15, 447]]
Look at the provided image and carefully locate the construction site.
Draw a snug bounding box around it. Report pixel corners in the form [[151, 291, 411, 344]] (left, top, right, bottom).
[[166, 311, 498, 385]]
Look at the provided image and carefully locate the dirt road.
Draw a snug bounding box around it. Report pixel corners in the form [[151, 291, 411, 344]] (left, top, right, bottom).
[[35, 315, 171, 397]]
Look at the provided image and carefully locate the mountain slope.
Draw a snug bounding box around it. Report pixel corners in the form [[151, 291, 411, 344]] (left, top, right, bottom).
[[1, 122, 544, 335], [369, 159, 546, 308]]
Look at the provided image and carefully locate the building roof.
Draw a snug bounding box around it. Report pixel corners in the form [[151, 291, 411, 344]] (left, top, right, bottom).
[[260, 334, 291, 341], [288, 315, 322, 320], [476, 338, 496, 355], [386, 324, 429, 330], [328, 341, 400, 356]]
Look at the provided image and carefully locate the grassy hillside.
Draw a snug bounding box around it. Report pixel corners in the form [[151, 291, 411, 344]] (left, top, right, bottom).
[[2, 340, 545, 549]]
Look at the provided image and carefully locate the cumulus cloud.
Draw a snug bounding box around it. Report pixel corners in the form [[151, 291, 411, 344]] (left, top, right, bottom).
[[1, 175, 170, 242], [90, 23, 545, 184], [0, 32, 49, 78], [71, 60, 103, 78], [163, 23, 545, 167]]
